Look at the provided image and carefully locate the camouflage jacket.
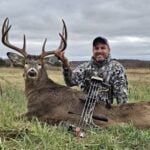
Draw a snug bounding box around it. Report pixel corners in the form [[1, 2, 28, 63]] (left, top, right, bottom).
[[62, 56, 128, 104]]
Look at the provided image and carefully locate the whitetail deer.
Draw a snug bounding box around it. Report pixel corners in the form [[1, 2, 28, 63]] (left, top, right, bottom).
[[2, 18, 150, 129]]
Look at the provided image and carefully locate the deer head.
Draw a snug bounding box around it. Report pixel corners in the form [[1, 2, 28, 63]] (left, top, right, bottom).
[[2, 18, 67, 80]]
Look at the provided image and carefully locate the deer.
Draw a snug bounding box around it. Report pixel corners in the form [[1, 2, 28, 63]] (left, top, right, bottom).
[[1, 18, 150, 130]]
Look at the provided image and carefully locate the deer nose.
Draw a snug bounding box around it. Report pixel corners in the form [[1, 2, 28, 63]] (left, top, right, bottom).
[[27, 68, 37, 77]]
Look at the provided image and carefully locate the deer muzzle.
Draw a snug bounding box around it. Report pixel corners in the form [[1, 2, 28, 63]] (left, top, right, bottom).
[[27, 68, 38, 79]]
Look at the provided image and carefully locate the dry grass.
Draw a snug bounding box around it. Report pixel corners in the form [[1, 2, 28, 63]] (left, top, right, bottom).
[[127, 68, 150, 84], [1, 67, 150, 85], [0, 67, 24, 89], [0, 67, 150, 95], [0, 67, 65, 90]]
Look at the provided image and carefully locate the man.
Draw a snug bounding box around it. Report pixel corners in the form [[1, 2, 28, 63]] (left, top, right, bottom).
[[55, 36, 128, 105]]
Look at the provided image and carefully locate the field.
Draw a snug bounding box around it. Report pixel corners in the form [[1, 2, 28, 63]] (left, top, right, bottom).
[[0, 67, 150, 150]]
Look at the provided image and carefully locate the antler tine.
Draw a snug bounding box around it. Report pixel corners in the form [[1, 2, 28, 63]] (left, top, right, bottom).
[[40, 38, 56, 58], [1, 18, 27, 57], [58, 19, 67, 51], [42, 38, 47, 53], [4, 18, 10, 42], [2, 18, 11, 41], [23, 34, 26, 50], [40, 19, 67, 58]]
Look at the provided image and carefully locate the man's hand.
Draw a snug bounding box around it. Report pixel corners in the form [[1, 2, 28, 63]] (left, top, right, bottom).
[[54, 50, 70, 68]]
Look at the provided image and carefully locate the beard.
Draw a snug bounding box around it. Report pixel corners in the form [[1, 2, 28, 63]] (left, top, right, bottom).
[[94, 53, 109, 62]]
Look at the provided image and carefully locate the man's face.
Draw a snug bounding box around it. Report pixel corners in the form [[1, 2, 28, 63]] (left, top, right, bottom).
[[92, 43, 110, 62]]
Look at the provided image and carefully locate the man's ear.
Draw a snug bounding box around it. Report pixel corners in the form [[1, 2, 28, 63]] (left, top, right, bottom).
[[44, 55, 61, 66], [7, 52, 24, 66]]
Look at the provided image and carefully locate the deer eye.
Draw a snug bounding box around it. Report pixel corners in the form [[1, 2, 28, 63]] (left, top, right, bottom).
[[37, 64, 42, 69], [24, 62, 28, 68]]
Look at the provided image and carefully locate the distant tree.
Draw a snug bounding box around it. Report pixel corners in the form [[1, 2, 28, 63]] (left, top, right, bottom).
[[0, 58, 6, 67]]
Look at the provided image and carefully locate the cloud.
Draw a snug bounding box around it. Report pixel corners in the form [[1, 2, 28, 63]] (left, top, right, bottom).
[[0, 0, 150, 60]]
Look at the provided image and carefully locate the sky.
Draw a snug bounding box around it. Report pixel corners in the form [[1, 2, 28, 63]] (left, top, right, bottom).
[[0, 0, 150, 61]]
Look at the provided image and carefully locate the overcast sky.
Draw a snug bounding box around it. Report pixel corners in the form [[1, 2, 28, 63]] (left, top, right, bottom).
[[0, 0, 150, 61]]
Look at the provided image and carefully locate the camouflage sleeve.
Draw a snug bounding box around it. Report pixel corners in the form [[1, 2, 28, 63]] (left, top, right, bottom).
[[62, 63, 86, 87], [110, 64, 128, 104]]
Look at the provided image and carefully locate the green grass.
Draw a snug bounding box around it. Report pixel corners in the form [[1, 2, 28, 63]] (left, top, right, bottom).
[[0, 68, 150, 149], [0, 84, 150, 150], [128, 81, 150, 102]]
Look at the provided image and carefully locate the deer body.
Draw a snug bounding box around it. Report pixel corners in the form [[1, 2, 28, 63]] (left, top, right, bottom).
[[1, 18, 150, 128], [24, 65, 75, 123]]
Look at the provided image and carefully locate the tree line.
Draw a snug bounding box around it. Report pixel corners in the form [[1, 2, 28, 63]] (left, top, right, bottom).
[[0, 57, 150, 68]]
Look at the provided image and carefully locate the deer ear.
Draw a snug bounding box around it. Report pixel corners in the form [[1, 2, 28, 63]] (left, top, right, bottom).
[[7, 52, 24, 66], [44, 56, 61, 66]]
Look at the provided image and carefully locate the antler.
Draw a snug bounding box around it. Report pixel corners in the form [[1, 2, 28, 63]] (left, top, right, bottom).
[[40, 19, 67, 58], [2, 18, 27, 57]]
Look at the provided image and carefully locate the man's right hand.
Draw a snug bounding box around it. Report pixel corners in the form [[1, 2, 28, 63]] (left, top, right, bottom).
[[54, 50, 70, 68]]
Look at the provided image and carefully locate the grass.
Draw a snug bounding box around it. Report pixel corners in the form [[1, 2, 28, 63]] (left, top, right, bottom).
[[0, 67, 150, 149]]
